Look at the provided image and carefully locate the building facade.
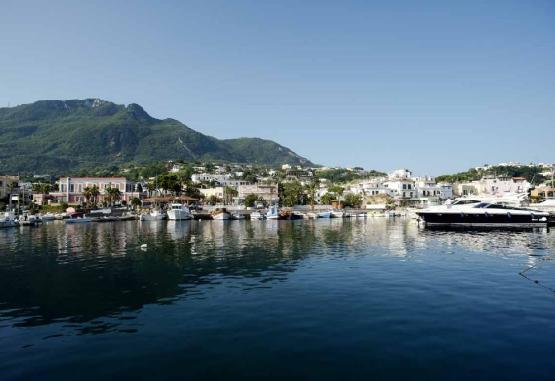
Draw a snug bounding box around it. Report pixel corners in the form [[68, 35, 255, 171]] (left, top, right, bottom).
[[237, 183, 279, 205], [50, 177, 141, 205]]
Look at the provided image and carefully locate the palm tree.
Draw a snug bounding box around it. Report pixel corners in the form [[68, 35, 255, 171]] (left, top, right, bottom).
[[305, 180, 319, 211], [90, 185, 100, 207], [105, 187, 122, 206], [83, 186, 93, 206]]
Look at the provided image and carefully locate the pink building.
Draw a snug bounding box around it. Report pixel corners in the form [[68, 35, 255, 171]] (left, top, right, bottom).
[[50, 177, 141, 205]]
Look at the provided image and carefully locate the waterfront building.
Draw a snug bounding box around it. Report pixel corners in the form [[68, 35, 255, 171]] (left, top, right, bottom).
[[472, 176, 531, 195], [237, 183, 279, 205], [49, 177, 142, 205], [200, 187, 225, 200], [531, 186, 555, 200]]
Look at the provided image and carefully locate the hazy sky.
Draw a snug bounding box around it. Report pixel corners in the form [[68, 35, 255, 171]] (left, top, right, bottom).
[[1, 0, 554, 174]]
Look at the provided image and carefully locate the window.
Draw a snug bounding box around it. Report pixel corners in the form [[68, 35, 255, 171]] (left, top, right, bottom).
[[69, 184, 75, 192]]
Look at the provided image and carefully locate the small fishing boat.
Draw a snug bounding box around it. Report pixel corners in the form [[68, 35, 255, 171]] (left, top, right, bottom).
[[212, 208, 231, 220]]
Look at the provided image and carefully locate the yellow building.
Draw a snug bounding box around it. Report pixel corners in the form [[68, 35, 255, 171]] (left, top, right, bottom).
[[531, 186, 555, 200]]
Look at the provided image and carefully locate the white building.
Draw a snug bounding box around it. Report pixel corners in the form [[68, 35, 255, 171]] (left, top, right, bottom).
[[472, 176, 531, 195]]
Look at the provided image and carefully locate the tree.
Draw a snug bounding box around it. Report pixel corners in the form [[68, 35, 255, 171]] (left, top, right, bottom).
[[342, 193, 363, 208], [328, 185, 344, 195], [244, 194, 262, 208], [131, 197, 142, 209], [304, 180, 320, 210], [32, 182, 52, 194], [223, 186, 238, 205], [321, 192, 336, 205], [105, 186, 121, 206], [279, 181, 305, 207], [207, 195, 221, 205], [184, 181, 201, 199], [157, 173, 182, 195], [84, 185, 100, 207], [242, 170, 258, 184]]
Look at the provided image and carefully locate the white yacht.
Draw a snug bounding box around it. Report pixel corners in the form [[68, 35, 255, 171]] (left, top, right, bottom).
[[417, 201, 549, 227], [167, 203, 192, 220]]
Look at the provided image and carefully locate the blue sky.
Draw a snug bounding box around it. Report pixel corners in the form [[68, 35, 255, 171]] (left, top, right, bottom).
[[1, 0, 554, 174]]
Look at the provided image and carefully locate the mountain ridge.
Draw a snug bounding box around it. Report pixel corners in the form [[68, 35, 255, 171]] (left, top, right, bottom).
[[0, 99, 313, 174]]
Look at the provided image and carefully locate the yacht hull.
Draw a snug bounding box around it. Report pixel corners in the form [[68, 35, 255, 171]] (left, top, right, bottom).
[[417, 212, 548, 226]]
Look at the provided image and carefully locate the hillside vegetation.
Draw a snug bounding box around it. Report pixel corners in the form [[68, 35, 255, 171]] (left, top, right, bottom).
[[0, 99, 312, 174]]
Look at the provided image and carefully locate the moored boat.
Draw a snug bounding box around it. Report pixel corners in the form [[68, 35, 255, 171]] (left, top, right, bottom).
[[0, 211, 18, 228], [65, 212, 91, 224], [212, 208, 231, 220], [140, 209, 166, 221], [250, 211, 265, 220], [417, 201, 549, 227], [167, 203, 192, 220], [316, 211, 332, 219], [266, 206, 280, 220]]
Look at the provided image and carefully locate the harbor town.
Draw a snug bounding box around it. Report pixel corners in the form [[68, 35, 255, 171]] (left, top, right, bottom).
[[2, 161, 555, 227]]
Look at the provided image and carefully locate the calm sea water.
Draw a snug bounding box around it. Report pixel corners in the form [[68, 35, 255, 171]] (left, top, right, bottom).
[[1, 219, 555, 380]]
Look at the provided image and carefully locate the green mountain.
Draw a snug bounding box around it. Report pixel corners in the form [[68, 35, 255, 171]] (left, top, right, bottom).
[[0, 99, 312, 174]]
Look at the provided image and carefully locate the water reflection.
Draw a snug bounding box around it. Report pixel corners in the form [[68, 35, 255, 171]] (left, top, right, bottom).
[[0, 219, 553, 336]]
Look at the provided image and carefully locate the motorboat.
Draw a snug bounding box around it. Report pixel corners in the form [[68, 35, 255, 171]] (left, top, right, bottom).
[[167, 203, 192, 220], [266, 206, 280, 220], [330, 210, 345, 218], [18, 214, 41, 226], [65, 212, 91, 224], [40, 213, 56, 221], [0, 211, 18, 228], [212, 208, 231, 220], [139, 209, 166, 221], [417, 201, 549, 227], [250, 211, 265, 220], [231, 213, 246, 220], [316, 211, 332, 219]]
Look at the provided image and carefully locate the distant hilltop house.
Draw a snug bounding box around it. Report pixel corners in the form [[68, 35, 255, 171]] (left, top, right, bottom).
[[191, 173, 249, 187], [48, 177, 142, 205]]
